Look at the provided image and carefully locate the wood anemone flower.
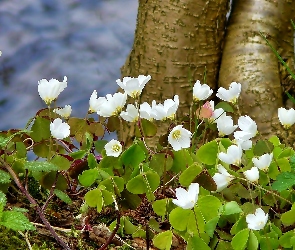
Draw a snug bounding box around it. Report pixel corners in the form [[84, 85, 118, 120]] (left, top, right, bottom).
[[172, 183, 199, 210]]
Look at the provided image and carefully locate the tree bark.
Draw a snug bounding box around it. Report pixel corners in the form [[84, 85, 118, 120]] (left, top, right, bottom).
[[120, 0, 229, 145], [219, 0, 295, 140]]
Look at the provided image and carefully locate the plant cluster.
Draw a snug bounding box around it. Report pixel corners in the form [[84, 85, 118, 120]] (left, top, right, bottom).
[[1, 50, 295, 250]]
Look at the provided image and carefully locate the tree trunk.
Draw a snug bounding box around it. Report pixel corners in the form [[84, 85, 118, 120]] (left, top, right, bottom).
[[120, 0, 229, 145], [219, 0, 295, 140]]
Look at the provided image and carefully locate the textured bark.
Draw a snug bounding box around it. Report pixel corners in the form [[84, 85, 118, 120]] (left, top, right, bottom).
[[219, 0, 295, 140], [120, 0, 229, 144]]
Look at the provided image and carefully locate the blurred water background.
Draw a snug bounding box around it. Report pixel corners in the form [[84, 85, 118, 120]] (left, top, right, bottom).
[[0, 0, 138, 130]]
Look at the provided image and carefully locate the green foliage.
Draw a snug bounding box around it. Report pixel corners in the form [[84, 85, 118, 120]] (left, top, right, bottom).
[[24, 161, 59, 172], [3, 43, 295, 249], [153, 230, 173, 250], [196, 140, 218, 165]]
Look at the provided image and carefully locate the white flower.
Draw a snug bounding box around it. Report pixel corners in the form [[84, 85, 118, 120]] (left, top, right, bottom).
[[278, 107, 295, 129], [120, 104, 139, 122], [252, 153, 273, 172], [152, 95, 179, 120], [244, 167, 259, 182], [116, 75, 151, 98], [38, 76, 67, 105], [104, 139, 122, 157], [246, 208, 268, 230], [53, 105, 72, 119], [216, 82, 241, 103], [172, 183, 199, 209], [168, 125, 192, 151], [213, 165, 234, 192], [235, 139, 253, 150], [234, 116, 257, 141], [211, 108, 226, 123], [216, 115, 238, 136], [218, 145, 242, 165], [97, 92, 127, 117], [89, 90, 106, 113], [193, 80, 213, 101], [139, 102, 154, 120], [50, 118, 70, 140]]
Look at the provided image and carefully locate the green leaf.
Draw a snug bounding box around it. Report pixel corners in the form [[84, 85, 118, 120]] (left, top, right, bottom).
[[94, 140, 108, 153], [272, 172, 295, 191], [169, 207, 193, 231], [247, 230, 258, 250], [290, 154, 295, 170], [99, 155, 121, 170], [70, 150, 87, 159], [281, 208, 295, 226], [205, 216, 219, 238], [149, 153, 173, 176], [126, 175, 146, 194], [179, 163, 202, 187], [187, 236, 211, 250], [153, 230, 173, 250], [54, 189, 72, 204], [253, 140, 274, 156], [50, 155, 71, 170], [0, 211, 35, 231], [230, 216, 247, 235], [121, 144, 146, 168], [33, 143, 50, 158], [278, 147, 294, 159], [198, 195, 222, 221], [123, 217, 137, 234], [16, 142, 27, 158], [222, 201, 242, 215], [0, 191, 7, 206], [126, 171, 160, 199], [121, 190, 142, 210], [100, 176, 124, 194], [24, 161, 58, 172], [101, 189, 114, 206], [215, 102, 234, 113], [145, 171, 160, 192], [68, 117, 88, 142], [0, 130, 30, 148], [30, 117, 51, 142], [141, 119, 157, 137], [171, 149, 193, 173], [78, 169, 99, 187], [196, 140, 218, 165], [0, 170, 11, 184], [87, 153, 97, 169], [279, 231, 294, 248], [231, 228, 249, 250], [260, 236, 279, 250], [269, 135, 280, 146], [152, 199, 167, 216], [40, 172, 68, 191], [276, 158, 291, 172], [85, 188, 103, 212]]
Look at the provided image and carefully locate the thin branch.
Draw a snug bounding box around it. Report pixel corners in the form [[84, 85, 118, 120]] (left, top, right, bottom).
[[0, 158, 70, 250], [99, 210, 121, 250]]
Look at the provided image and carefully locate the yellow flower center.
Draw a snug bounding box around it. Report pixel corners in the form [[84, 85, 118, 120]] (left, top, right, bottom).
[[130, 90, 140, 99], [112, 144, 121, 152], [172, 130, 181, 140], [112, 107, 122, 116]]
